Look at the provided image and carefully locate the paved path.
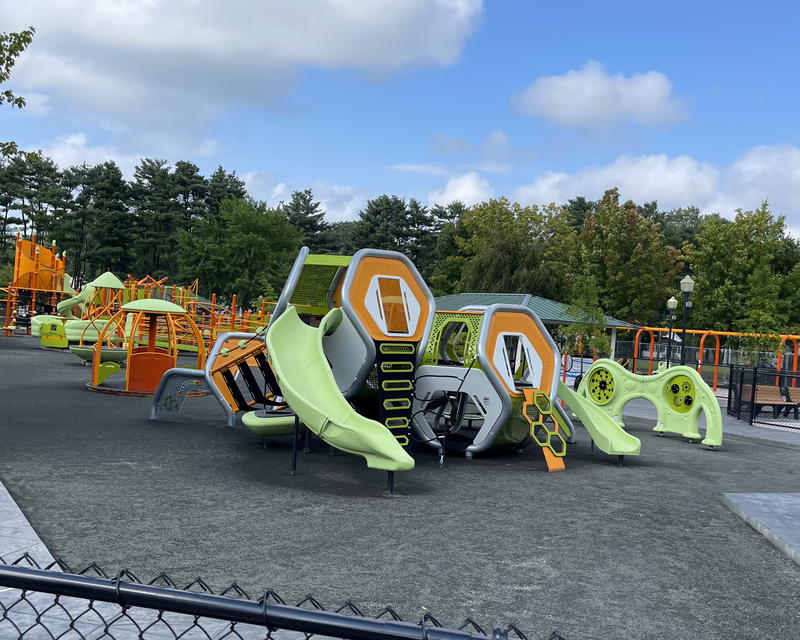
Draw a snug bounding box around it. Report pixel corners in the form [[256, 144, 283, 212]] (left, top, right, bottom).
[[723, 493, 800, 566], [0, 483, 55, 566]]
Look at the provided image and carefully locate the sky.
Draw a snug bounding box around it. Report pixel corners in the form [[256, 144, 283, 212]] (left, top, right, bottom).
[[2, 0, 799, 224]]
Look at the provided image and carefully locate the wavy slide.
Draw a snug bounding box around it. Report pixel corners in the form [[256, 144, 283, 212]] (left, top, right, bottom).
[[558, 382, 641, 457], [266, 306, 415, 472]]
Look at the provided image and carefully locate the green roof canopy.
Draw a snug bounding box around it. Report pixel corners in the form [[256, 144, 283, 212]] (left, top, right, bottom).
[[88, 271, 125, 290], [121, 299, 187, 314], [434, 292, 638, 330]]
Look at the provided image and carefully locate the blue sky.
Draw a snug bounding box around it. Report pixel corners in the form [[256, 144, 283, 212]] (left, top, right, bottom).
[[2, 1, 799, 223]]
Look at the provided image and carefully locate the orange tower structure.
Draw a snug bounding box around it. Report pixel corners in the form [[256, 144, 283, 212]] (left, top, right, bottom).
[[3, 233, 72, 335]]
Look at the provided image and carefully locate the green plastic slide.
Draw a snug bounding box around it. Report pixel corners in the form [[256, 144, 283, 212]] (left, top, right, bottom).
[[266, 306, 415, 472], [57, 285, 95, 318], [558, 382, 641, 457]]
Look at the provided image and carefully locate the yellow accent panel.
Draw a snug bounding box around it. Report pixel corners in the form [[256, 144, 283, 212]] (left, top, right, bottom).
[[485, 311, 557, 399], [347, 256, 430, 342]]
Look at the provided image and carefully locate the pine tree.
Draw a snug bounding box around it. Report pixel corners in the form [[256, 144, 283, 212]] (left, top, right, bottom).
[[280, 189, 328, 251], [206, 166, 246, 222]]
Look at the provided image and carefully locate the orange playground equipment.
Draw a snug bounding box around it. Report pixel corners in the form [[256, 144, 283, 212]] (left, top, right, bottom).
[[3, 233, 73, 335], [87, 299, 205, 396]]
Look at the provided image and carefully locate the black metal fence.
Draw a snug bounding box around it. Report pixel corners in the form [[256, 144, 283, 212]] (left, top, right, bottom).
[[727, 364, 800, 429], [0, 554, 563, 640]]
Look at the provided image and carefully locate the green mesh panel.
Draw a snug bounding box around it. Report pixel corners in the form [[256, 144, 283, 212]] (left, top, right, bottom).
[[494, 398, 529, 445], [422, 311, 483, 366], [289, 264, 342, 314]]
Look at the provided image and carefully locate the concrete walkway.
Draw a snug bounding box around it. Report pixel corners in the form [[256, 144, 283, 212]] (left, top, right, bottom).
[[0, 483, 55, 567], [723, 493, 800, 567]]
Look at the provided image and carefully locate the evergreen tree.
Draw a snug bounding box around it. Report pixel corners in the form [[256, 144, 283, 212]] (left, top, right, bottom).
[[131, 158, 179, 277], [352, 194, 411, 250], [564, 196, 595, 231], [172, 160, 209, 232], [83, 161, 133, 277], [206, 166, 246, 221], [280, 188, 328, 251]]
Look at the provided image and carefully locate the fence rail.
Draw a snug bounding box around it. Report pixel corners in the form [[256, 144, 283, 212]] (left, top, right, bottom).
[[0, 554, 563, 640]]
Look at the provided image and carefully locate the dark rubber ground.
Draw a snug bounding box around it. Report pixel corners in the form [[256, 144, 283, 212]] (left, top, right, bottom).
[[1, 336, 799, 639]]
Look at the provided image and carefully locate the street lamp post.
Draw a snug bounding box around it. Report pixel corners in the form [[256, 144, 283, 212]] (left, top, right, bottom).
[[666, 296, 678, 367], [679, 275, 695, 365]]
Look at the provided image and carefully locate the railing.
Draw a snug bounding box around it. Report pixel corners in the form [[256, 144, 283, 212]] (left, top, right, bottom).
[[0, 554, 564, 640]]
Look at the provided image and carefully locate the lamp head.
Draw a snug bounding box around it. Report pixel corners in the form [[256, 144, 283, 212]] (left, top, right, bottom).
[[680, 274, 695, 294], [667, 296, 678, 311]]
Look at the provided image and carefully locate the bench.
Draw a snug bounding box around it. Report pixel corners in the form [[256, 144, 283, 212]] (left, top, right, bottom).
[[739, 384, 799, 419]]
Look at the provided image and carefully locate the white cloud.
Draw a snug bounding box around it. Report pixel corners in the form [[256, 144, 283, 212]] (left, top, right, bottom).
[[515, 60, 683, 128], [4, 1, 483, 125], [512, 145, 800, 225], [390, 163, 452, 176], [428, 171, 491, 206], [312, 183, 371, 222], [243, 171, 369, 222], [39, 132, 141, 176], [514, 154, 718, 208], [719, 144, 800, 215]]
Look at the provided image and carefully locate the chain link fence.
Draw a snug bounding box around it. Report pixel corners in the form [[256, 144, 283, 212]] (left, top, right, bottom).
[[0, 553, 564, 640]]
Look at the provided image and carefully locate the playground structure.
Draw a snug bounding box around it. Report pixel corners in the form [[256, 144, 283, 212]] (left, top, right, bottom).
[[576, 358, 723, 448], [2, 236, 726, 484], [2, 233, 73, 335], [412, 303, 576, 464], [151, 246, 717, 481], [2, 234, 272, 355], [87, 299, 205, 396]]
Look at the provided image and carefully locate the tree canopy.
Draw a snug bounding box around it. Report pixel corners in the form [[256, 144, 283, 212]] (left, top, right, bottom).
[[2, 146, 800, 339]]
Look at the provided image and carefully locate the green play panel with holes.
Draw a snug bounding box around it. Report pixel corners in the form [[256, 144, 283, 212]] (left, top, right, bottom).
[[576, 359, 723, 447]]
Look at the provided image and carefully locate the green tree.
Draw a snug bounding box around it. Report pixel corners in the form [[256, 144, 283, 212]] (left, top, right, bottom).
[[280, 188, 329, 251], [82, 161, 133, 277], [558, 260, 610, 356], [579, 188, 681, 324], [0, 26, 34, 109], [737, 262, 786, 365], [205, 166, 246, 222], [428, 201, 468, 295], [564, 196, 595, 231], [324, 220, 358, 254], [131, 158, 179, 277], [457, 198, 570, 300], [0, 26, 36, 157], [686, 202, 788, 331], [172, 160, 209, 232], [352, 194, 412, 250], [177, 199, 302, 305]]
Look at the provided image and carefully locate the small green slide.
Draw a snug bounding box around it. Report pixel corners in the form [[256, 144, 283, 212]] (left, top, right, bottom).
[[266, 306, 415, 472], [558, 382, 641, 457]]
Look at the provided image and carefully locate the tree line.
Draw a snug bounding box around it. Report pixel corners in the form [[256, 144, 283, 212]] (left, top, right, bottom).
[[2, 149, 799, 336]]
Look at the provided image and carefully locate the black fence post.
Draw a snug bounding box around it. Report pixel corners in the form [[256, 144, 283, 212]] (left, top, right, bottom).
[[749, 367, 757, 425]]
